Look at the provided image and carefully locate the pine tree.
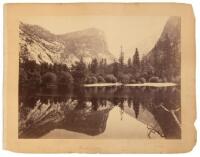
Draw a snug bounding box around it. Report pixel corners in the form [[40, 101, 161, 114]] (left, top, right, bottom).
[[103, 58, 107, 74], [113, 59, 119, 78], [71, 57, 87, 86], [133, 48, 140, 69], [119, 45, 124, 68], [90, 58, 98, 74], [99, 58, 105, 74], [132, 48, 141, 78], [99, 59, 104, 68], [128, 57, 132, 68]]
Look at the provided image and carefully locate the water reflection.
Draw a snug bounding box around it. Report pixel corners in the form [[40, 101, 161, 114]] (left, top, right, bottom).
[[19, 86, 181, 139]]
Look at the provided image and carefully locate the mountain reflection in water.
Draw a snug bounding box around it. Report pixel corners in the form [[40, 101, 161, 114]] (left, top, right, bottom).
[[19, 86, 181, 139]]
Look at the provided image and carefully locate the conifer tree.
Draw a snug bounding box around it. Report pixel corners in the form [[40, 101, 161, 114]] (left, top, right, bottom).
[[128, 57, 132, 68], [133, 48, 140, 69], [71, 57, 87, 85], [90, 58, 98, 74], [113, 59, 119, 78], [119, 45, 124, 68]]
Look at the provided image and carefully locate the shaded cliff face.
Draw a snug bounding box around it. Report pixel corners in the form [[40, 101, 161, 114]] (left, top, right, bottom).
[[19, 23, 64, 65], [145, 17, 181, 81], [19, 22, 114, 66]]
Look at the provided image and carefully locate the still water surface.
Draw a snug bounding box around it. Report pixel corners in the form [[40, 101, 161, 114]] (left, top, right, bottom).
[[19, 85, 181, 139]]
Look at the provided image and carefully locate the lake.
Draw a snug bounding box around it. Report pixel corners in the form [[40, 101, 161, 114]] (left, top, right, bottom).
[[19, 85, 181, 139]]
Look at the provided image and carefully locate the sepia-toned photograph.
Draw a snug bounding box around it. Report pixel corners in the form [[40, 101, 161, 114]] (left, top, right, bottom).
[[18, 16, 181, 139], [4, 3, 196, 153]]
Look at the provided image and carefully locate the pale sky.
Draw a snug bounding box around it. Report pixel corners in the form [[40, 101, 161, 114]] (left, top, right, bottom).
[[21, 16, 169, 60]]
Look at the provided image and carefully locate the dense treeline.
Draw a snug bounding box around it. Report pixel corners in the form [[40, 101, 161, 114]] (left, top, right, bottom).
[[19, 46, 180, 89]]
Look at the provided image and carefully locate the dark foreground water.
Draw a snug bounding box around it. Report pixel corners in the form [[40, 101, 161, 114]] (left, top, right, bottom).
[[19, 85, 181, 139]]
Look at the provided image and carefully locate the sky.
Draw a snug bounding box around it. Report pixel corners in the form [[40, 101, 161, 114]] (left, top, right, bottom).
[[21, 16, 169, 60]]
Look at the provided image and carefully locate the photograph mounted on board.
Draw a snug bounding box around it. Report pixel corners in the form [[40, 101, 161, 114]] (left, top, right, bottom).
[[4, 3, 196, 153], [19, 16, 181, 139]]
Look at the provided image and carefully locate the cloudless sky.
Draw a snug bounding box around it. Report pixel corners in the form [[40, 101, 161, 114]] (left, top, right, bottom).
[[22, 16, 169, 60]]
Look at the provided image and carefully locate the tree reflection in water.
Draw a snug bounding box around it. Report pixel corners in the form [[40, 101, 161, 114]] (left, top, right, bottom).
[[19, 85, 181, 139]]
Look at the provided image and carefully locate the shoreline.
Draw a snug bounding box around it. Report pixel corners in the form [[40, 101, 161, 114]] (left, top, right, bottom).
[[83, 82, 177, 87]]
